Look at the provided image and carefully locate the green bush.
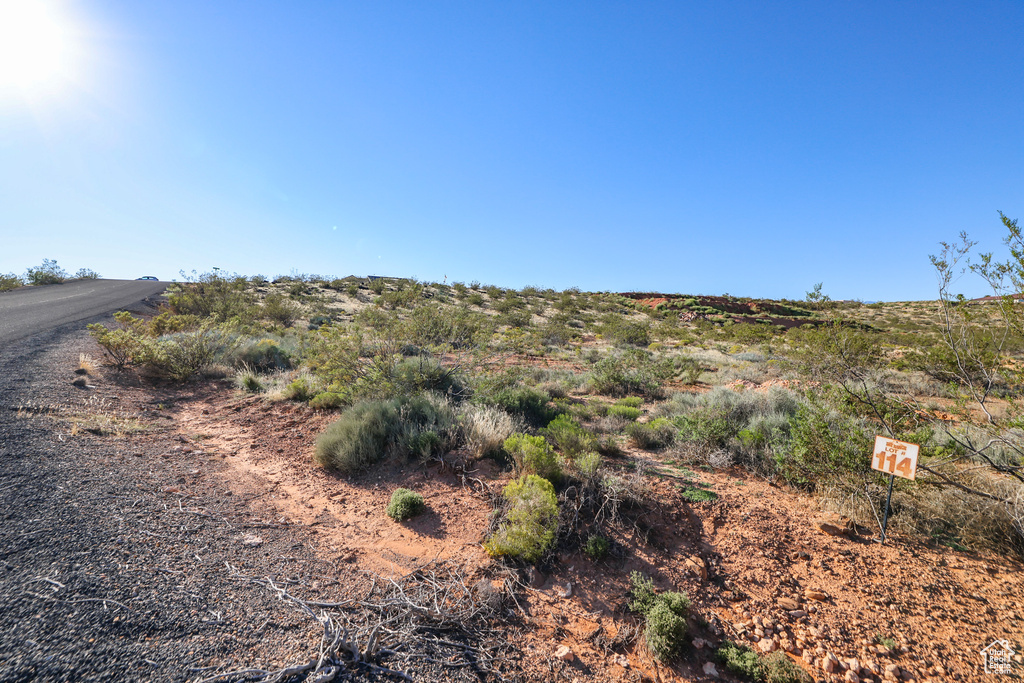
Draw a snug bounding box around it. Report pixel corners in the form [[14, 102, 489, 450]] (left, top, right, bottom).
[[386, 488, 426, 521], [616, 396, 644, 408], [608, 404, 641, 421], [74, 268, 100, 279], [285, 377, 318, 402], [583, 534, 610, 561], [309, 391, 346, 409], [645, 601, 687, 661], [590, 350, 665, 397], [717, 641, 762, 680], [504, 433, 561, 482], [626, 418, 677, 450], [263, 293, 300, 327], [602, 319, 651, 347], [25, 259, 67, 285], [0, 273, 23, 291], [629, 572, 690, 662], [484, 475, 559, 563], [479, 385, 557, 426], [541, 415, 597, 458], [150, 331, 227, 381], [168, 270, 256, 323], [761, 651, 813, 683]]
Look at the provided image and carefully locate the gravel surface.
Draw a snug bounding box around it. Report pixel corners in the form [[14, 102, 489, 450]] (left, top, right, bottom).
[[0, 312, 517, 682]]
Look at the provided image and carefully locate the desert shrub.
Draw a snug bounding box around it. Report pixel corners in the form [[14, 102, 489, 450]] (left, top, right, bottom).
[[74, 268, 100, 279], [504, 433, 561, 482], [25, 259, 67, 285], [151, 331, 230, 381], [263, 293, 300, 327], [168, 270, 256, 323], [484, 475, 559, 563], [285, 376, 318, 402], [87, 311, 152, 369], [391, 356, 467, 398], [460, 404, 518, 459], [308, 314, 332, 330], [761, 651, 813, 683], [583, 534, 609, 561], [466, 292, 484, 307], [608, 404, 641, 421], [537, 316, 581, 346], [627, 418, 677, 450], [602, 319, 651, 347], [0, 273, 23, 291], [572, 451, 603, 485], [590, 350, 665, 397], [716, 641, 762, 680], [616, 396, 644, 408], [309, 392, 346, 410], [148, 311, 202, 336], [478, 385, 557, 426], [541, 415, 597, 458], [776, 398, 873, 486], [228, 337, 294, 372], [407, 303, 490, 348], [368, 278, 387, 294], [498, 309, 532, 328], [629, 572, 690, 662], [234, 366, 264, 393], [315, 399, 400, 472], [386, 488, 426, 521]]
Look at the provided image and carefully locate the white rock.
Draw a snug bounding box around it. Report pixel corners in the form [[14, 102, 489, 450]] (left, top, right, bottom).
[[554, 645, 573, 661], [703, 661, 719, 677]]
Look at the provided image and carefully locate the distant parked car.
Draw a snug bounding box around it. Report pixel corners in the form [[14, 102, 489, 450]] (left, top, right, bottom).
[[136, 276, 159, 280]]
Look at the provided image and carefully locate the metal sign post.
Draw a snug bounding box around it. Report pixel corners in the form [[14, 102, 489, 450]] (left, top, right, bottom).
[[871, 436, 919, 545]]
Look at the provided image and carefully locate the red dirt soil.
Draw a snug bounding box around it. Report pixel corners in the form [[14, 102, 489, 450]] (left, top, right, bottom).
[[165, 385, 1023, 683]]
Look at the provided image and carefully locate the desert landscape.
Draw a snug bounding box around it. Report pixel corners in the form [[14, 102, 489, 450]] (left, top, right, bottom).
[[1, 262, 1021, 682]]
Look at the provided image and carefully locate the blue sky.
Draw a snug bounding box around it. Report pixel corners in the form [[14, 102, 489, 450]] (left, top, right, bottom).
[[1, 1, 1021, 300]]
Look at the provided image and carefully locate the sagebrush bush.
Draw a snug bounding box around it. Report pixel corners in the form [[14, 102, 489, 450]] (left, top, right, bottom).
[[484, 475, 558, 563], [314, 394, 459, 473], [228, 337, 294, 372], [504, 433, 561, 482], [386, 488, 426, 521], [627, 418, 677, 450], [616, 396, 644, 408], [309, 392, 346, 409]]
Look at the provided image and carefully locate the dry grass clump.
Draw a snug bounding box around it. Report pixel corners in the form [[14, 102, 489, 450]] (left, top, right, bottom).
[[77, 353, 99, 376], [459, 404, 518, 459]]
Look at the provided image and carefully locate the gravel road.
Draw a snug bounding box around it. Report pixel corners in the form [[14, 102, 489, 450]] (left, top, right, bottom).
[[0, 309, 350, 682]]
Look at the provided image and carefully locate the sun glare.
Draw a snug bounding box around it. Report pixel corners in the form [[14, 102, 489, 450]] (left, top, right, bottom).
[[0, 0, 80, 100]]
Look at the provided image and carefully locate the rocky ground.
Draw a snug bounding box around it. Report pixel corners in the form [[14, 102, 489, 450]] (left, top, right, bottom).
[[1, 311, 1021, 682]]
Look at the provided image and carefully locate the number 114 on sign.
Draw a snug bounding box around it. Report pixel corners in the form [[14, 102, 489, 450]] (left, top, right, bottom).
[[872, 436, 919, 480]]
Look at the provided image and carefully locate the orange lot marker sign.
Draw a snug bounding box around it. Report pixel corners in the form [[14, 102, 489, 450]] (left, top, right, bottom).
[[872, 436, 920, 544], [872, 436, 919, 480]]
